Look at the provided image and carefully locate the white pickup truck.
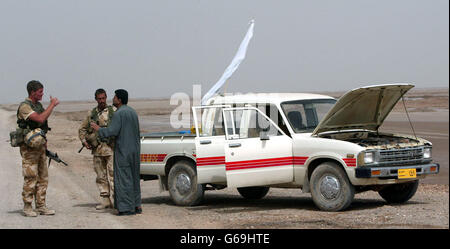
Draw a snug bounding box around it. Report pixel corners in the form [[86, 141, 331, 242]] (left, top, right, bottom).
[[139, 84, 439, 211]]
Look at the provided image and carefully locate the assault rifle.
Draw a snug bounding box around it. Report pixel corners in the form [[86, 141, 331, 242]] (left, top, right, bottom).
[[78, 145, 85, 153], [46, 149, 68, 167]]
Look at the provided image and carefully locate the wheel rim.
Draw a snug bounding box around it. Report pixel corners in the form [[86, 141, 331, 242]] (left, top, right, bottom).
[[176, 173, 192, 195], [319, 175, 340, 200]]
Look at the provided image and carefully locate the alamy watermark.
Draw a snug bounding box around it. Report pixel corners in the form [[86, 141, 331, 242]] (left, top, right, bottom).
[[169, 84, 279, 132]]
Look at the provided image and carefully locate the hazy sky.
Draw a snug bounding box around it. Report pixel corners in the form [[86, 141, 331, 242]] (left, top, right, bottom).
[[1, 0, 448, 104]]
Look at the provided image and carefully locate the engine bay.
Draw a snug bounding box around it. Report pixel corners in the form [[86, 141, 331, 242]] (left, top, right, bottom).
[[320, 131, 424, 148]]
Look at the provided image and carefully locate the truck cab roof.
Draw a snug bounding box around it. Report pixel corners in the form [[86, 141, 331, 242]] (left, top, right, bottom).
[[208, 93, 335, 106]]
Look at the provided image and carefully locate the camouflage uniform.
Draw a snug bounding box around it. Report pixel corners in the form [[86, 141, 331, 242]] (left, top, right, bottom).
[[79, 106, 115, 208], [17, 98, 52, 215], [20, 144, 48, 207]]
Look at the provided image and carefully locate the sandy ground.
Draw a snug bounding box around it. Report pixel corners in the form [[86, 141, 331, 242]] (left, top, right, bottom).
[[0, 87, 448, 229]]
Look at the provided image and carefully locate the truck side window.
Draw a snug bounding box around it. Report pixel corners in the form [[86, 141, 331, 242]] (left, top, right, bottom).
[[212, 108, 225, 136], [199, 107, 225, 137], [224, 109, 282, 139], [261, 103, 291, 137], [256, 103, 290, 137], [277, 112, 291, 137]]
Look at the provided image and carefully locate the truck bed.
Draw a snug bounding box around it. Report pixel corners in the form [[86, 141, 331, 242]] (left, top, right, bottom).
[[140, 130, 196, 176]]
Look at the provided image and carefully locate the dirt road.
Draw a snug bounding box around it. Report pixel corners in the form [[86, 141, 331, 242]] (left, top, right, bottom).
[[1, 105, 448, 229]]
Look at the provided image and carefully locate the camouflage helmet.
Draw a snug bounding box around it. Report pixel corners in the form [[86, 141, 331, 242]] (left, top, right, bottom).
[[25, 128, 47, 148]]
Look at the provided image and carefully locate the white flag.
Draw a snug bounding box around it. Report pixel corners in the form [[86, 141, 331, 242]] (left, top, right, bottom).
[[201, 20, 255, 105]]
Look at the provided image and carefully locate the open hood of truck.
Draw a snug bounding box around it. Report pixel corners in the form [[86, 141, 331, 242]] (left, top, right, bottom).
[[312, 84, 414, 136]]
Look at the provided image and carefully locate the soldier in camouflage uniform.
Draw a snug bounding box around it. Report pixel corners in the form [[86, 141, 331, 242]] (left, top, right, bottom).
[[79, 89, 115, 210], [17, 80, 59, 217]]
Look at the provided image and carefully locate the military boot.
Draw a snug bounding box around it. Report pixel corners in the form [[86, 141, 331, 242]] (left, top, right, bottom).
[[96, 197, 112, 210], [23, 203, 37, 217], [36, 206, 56, 215]]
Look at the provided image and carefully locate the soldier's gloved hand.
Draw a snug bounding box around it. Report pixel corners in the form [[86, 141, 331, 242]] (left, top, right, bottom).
[[83, 141, 92, 150]]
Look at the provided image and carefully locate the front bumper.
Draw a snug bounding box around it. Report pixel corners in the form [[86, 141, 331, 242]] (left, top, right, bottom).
[[355, 163, 440, 178]]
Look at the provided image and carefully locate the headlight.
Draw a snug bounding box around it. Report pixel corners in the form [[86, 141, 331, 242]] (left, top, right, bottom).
[[364, 152, 375, 164], [423, 147, 432, 158]]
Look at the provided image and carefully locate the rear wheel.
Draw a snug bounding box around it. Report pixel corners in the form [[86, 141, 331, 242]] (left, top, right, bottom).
[[168, 160, 204, 206], [378, 180, 419, 204], [310, 162, 355, 211], [237, 186, 270, 199]]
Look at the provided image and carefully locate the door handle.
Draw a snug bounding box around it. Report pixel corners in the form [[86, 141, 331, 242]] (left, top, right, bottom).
[[229, 143, 241, 148], [200, 140, 211, 145]]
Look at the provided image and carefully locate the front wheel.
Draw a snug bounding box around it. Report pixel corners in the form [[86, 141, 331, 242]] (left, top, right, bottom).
[[237, 186, 270, 199], [310, 162, 355, 211], [168, 160, 204, 206], [378, 180, 419, 204]]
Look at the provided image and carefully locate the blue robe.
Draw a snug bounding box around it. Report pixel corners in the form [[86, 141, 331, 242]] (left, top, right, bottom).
[[98, 105, 141, 212]]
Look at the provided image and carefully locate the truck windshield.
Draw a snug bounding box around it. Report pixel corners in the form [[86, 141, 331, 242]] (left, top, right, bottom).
[[281, 99, 336, 133]]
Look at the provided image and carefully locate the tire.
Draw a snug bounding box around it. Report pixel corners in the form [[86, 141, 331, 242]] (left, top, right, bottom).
[[378, 180, 419, 204], [309, 162, 355, 211], [168, 160, 204, 206], [237, 186, 270, 199]]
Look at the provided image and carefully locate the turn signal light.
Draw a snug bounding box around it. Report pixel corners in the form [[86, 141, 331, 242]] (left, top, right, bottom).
[[372, 170, 381, 176], [430, 166, 437, 172]]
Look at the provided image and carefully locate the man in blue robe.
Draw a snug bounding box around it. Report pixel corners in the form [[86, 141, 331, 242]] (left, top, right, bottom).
[[91, 89, 142, 216]]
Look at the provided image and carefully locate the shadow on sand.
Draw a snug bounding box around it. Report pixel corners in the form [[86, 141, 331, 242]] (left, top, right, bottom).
[[140, 192, 426, 212]]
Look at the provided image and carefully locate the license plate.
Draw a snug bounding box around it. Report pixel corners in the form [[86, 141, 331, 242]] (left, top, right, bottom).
[[398, 168, 416, 179]]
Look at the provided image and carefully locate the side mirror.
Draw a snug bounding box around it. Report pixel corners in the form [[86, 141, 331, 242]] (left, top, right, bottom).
[[260, 131, 270, 141]]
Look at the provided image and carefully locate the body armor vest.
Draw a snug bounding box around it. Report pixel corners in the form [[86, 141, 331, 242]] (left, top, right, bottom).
[[90, 106, 114, 127], [17, 99, 50, 133], [87, 106, 114, 146]]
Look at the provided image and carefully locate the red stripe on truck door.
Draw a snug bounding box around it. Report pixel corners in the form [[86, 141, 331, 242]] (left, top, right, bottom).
[[196, 156, 310, 169], [196, 156, 226, 166], [226, 157, 294, 171]]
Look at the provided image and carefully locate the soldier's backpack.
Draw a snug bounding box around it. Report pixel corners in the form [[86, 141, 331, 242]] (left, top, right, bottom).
[[10, 128, 26, 147]]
